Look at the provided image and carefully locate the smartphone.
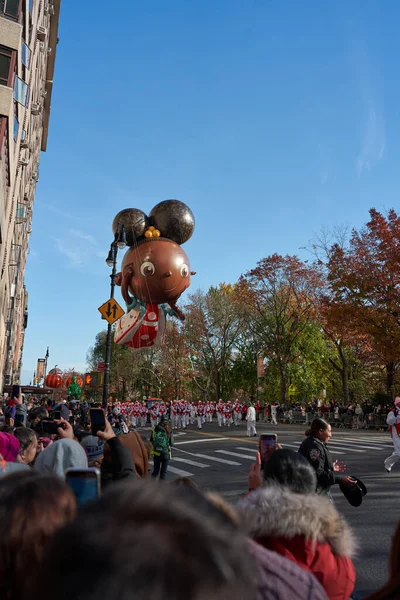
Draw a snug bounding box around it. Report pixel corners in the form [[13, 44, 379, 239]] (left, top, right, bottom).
[[14, 413, 25, 425], [42, 420, 61, 435], [65, 467, 101, 504], [259, 433, 277, 465], [12, 384, 20, 399], [90, 408, 106, 436], [52, 410, 61, 420]]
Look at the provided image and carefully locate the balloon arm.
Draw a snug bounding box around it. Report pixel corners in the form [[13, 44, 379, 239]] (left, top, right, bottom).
[[167, 302, 185, 321], [126, 297, 139, 310]]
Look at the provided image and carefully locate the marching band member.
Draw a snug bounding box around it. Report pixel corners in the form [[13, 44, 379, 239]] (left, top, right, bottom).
[[150, 404, 159, 429], [385, 397, 400, 473], [190, 402, 196, 425], [217, 400, 224, 427], [197, 401, 205, 429], [234, 400, 242, 426], [139, 402, 148, 427]]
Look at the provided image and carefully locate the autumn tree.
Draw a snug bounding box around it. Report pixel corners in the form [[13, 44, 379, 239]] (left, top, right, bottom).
[[184, 284, 246, 400], [328, 208, 400, 395], [239, 254, 322, 404]]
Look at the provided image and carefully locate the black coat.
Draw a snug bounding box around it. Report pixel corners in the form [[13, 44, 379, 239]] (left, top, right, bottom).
[[298, 435, 342, 494], [101, 436, 138, 489]]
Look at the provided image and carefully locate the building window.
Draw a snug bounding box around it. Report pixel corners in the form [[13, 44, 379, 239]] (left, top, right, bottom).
[[0, 46, 13, 86], [14, 76, 29, 107], [0, 0, 20, 20], [13, 115, 18, 141], [15, 202, 26, 221], [22, 43, 31, 69]]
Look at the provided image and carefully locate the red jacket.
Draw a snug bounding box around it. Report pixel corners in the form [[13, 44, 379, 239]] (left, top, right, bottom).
[[240, 487, 356, 600]]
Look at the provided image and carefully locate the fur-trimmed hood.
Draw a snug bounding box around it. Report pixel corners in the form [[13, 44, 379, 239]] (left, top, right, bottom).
[[240, 486, 357, 558]]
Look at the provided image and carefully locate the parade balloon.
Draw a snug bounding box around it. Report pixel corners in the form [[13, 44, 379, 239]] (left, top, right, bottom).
[[112, 208, 149, 247], [149, 199, 195, 244], [113, 199, 196, 351], [45, 373, 63, 389], [65, 375, 83, 388], [48, 367, 62, 376]]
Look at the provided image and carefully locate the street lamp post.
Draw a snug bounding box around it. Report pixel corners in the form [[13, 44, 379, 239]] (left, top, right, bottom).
[[43, 347, 49, 384], [102, 223, 126, 410]]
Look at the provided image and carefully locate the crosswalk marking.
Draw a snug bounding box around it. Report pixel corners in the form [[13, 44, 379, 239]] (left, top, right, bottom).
[[334, 437, 392, 447], [149, 461, 193, 477], [318, 443, 364, 453], [325, 441, 387, 451], [173, 457, 209, 468], [236, 447, 257, 453], [193, 453, 241, 466], [175, 438, 228, 445], [215, 450, 255, 460], [286, 442, 344, 455], [295, 441, 364, 453]]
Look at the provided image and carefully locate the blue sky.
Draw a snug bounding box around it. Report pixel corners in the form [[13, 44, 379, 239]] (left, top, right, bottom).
[[21, 0, 399, 382]]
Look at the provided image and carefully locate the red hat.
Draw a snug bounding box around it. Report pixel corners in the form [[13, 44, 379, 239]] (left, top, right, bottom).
[[0, 433, 20, 462]]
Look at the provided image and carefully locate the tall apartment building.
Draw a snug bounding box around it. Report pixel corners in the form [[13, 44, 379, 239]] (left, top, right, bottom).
[[0, 0, 61, 389]]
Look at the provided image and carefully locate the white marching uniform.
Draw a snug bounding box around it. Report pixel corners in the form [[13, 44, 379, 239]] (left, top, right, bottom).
[[246, 405, 257, 437], [385, 408, 400, 472], [271, 404, 278, 425]]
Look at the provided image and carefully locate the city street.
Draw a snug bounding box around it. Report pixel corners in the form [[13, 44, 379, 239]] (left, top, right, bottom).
[[139, 421, 398, 598]]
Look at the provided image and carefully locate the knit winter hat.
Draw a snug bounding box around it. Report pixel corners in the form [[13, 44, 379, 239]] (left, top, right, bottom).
[[80, 435, 105, 465], [0, 432, 20, 462]]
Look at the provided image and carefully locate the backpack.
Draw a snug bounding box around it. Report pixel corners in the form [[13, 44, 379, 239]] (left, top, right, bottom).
[[153, 428, 169, 454]]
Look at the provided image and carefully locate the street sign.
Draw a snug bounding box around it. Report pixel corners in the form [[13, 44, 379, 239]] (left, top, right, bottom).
[[98, 299, 124, 325], [288, 384, 297, 396], [97, 362, 105, 372]]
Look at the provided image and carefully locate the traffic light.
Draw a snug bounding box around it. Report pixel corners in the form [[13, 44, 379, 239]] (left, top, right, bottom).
[[86, 372, 104, 387]]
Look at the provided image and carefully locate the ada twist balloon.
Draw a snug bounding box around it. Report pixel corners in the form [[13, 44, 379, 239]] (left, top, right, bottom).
[[112, 200, 196, 350]]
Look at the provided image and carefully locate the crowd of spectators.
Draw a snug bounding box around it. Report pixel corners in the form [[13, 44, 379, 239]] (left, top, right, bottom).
[[0, 392, 398, 599]]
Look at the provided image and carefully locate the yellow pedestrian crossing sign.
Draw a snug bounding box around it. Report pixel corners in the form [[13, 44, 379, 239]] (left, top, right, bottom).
[[288, 384, 297, 396], [98, 299, 124, 325]]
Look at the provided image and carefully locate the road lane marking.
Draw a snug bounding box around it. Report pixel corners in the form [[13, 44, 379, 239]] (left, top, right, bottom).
[[216, 450, 255, 460], [194, 453, 242, 466], [175, 438, 228, 445], [173, 457, 209, 468]]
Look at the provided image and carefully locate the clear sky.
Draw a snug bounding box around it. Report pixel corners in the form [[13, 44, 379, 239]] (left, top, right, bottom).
[[21, 0, 400, 382]]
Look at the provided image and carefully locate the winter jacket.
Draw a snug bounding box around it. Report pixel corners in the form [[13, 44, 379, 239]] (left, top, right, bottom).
[[101, 436, 138, 488], [248, 539, 328, 600], [241, 486, 356, 600], [298, 435, 343, 494]]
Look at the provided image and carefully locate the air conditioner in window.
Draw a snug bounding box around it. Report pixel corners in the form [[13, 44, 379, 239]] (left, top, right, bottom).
[[20, 139, 29, 149], [37, 26, 48, 40], [40, 89, 47, 98], [39, 41, 46, 52], [47, 47, 52, 56], [19, 157, 29, 167], [31, 103, 41, 115]]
